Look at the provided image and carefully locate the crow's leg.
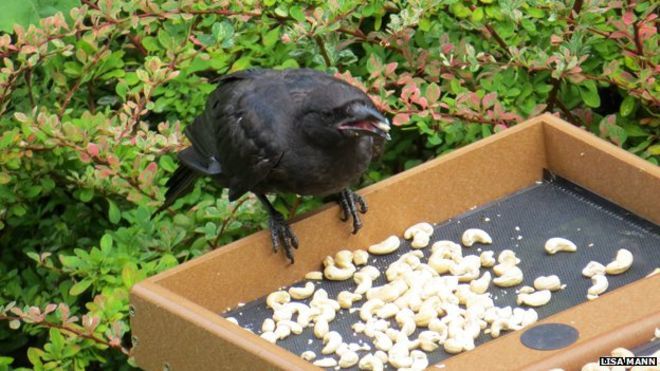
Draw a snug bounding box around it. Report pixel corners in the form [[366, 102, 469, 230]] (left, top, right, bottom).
[[256, 194, 298, 262], [337, 189, 368, 234]]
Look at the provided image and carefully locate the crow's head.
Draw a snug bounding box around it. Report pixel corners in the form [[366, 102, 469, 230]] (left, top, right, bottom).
[[297, 76, 390, 145]]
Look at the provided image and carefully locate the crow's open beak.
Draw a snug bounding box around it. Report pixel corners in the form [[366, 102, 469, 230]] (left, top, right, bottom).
[[337, 106, 391, 140]]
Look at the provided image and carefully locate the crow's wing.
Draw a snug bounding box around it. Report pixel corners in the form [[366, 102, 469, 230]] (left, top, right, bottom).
[[184, 69, 288, 201]]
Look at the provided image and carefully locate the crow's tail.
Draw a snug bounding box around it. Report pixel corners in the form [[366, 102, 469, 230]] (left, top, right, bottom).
[[153, 165, 200, 217]]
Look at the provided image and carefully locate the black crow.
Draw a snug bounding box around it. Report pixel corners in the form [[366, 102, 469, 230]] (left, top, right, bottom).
[[156, 68, 390, 262]]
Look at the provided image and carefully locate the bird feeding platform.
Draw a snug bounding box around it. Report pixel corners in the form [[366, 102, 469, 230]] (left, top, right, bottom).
[[130, 114, 660, 370]]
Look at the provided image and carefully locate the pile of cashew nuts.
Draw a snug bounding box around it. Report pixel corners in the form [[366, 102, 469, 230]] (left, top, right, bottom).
[[226, 223, 644, 370]]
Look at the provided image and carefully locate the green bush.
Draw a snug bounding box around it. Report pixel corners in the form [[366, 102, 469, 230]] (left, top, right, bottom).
[[0, 0, 657, 368]]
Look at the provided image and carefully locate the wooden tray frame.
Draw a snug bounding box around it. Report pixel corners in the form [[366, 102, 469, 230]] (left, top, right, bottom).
[[131, 114, 660, 371]]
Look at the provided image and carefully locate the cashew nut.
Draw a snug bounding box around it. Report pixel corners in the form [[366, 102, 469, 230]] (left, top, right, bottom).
[[411, 233, 431, 248], [273, 323, 291, 339], [261, 318, 275, 333], [587, 274, 608, 300], [431, 240, 463, 260], [360, 299, 385, 322], [368, 235, 401, 255], [289, 282, 315, 300], [338, 350, 359, 368], [418, 330, 445, 352], [395, 308, 417, 336], [611, 347, 634, 357], [480, 250, 496, 268], [281, 319, 304, 335], [443, 337, 466, 354], [497, 249, 520, 265], [582, 261, 606, 278], [266, 291, 290, 309], [324, 264, 356, 281], [544, 237, 577, 254], [338, 291, 362, 309], [533, 275, 563, 291], [470, 271, 492, 294], [300, 350, 316, 361], [373, 331, 393, 351], [493, 266, 524, 287], [305, 271, 323, 280], [260, 331, 278, 343], [461, 228, 492, 246], [605, 248, 633, 275], [404, 222, 434, 239], [517, 290, 551, 307], [353, 249, 369, 266], [428, 255, 456, 274], [313, 357, 338, 367], [376, 303, 399, 319], [314, 318, 329, 339], [358, 353, 384, 371], [409, 350, 429, 370], [322, 331, 342, 354]]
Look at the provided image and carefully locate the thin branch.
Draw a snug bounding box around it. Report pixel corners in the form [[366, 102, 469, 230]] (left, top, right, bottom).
[[483, 24, 511, 57], [213, 197, 250, 248], [0, 314, 130, 356], [314, 36, 333, 67], [58, 44, 110, 118], [24, 69, 35, 107]]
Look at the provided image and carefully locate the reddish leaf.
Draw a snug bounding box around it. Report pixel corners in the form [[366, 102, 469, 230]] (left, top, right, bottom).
[[384, 62, 398, 76], [482, 92, 497, 109], [609, 31, 630, 39], [79, 152, 91, 163], [86, 143, 99, 157], [441, 43, 454, 54], [392, 113, 410, 126], [622, 11, 634, 25], [44, 304, 57, 314], [550, 34, 562, 45]]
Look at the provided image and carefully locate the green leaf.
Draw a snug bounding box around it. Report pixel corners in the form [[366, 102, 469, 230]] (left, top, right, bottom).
[[451, 3, 472, 18], [648, 144, 660, 155], [579, 81, 601, 108], [0, 356, 13, 366], [100, 234, 113, 251], [69, 278, 92, 296], [78, 188, 94, 202], [159, 155, 177, 173], [619, 95, 635, 117], [49, 328, 65, 351], [471, 7, 484, 23], [263, 27, 280, 47], [122, 263, 139, 288], [27, 348, 44, 366], [108, 200, 121, 224], [289, 5, 305, 22]]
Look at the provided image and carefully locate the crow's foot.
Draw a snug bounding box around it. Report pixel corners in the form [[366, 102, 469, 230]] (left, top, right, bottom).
[[338, 189, 368, 234], [256, 193, 299, 263], [268, 212, 298, 263]]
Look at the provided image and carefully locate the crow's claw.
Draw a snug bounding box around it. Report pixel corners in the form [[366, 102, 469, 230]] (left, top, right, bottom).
[[257, 193, 299, 263], [337, 189, 367, 234], [268, 213, 298, 263]]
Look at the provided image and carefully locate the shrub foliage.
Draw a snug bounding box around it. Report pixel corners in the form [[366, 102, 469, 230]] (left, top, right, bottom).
[[0, 0, 657, 368]]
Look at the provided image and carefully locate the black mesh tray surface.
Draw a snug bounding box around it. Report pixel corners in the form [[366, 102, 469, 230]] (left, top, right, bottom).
[[224, 172, 660, 369]]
